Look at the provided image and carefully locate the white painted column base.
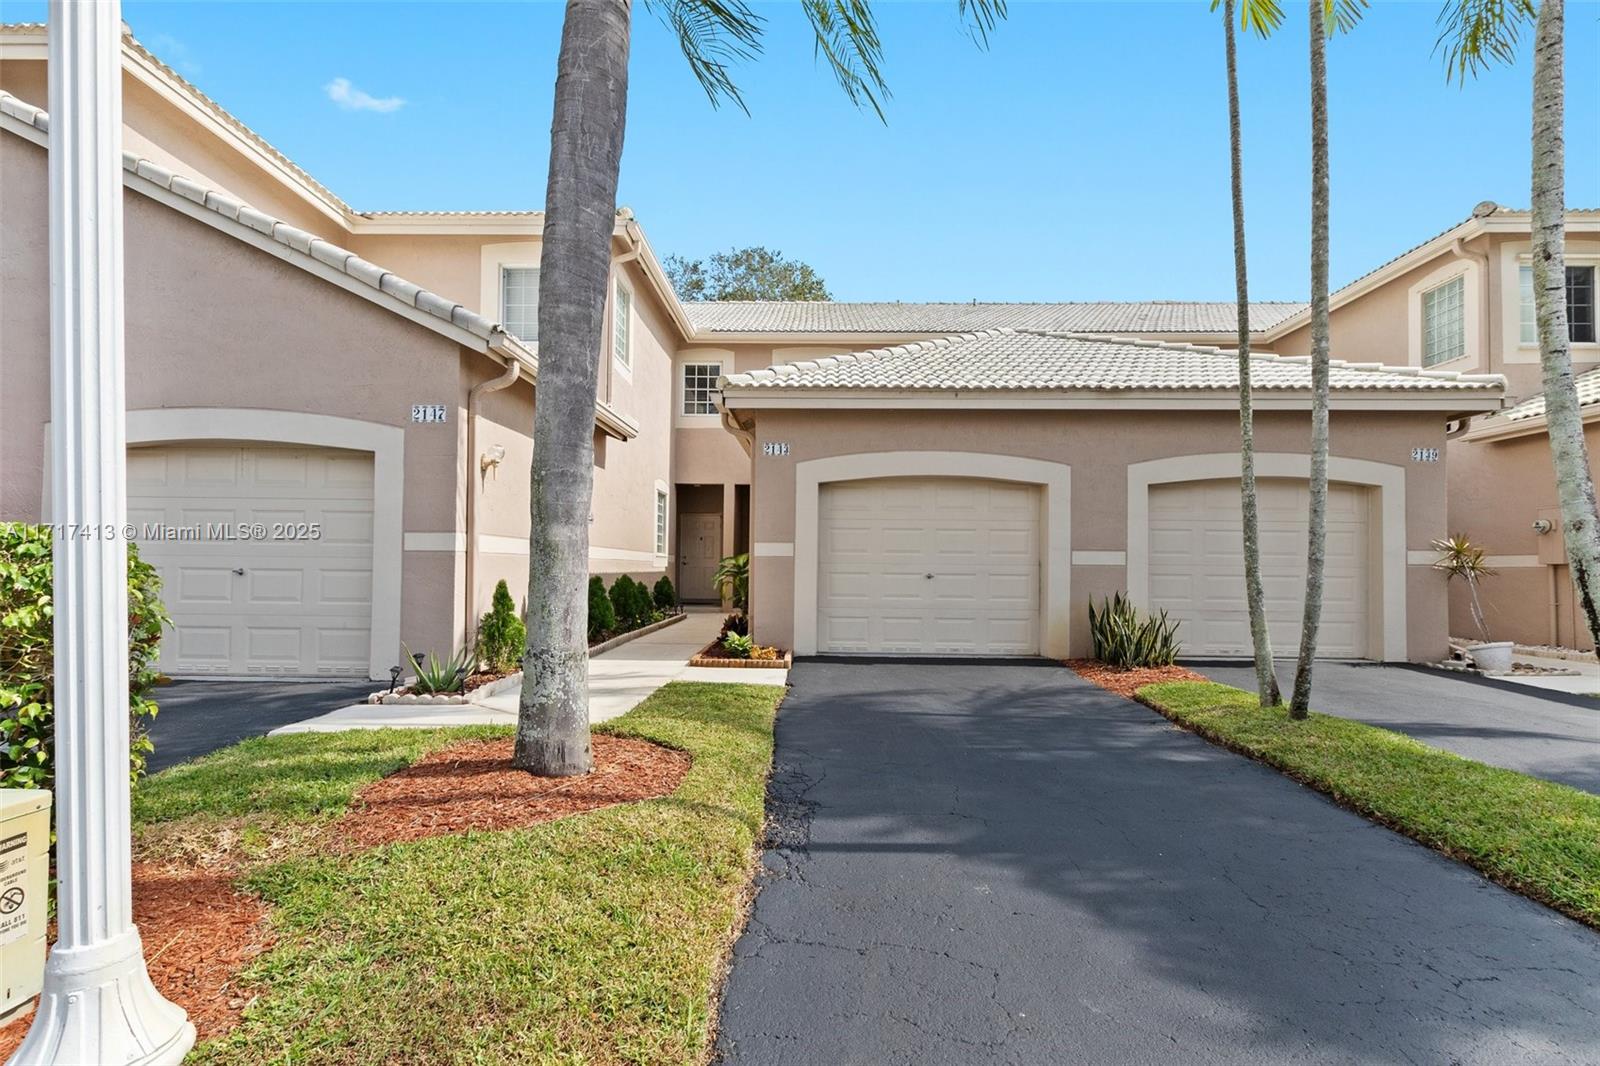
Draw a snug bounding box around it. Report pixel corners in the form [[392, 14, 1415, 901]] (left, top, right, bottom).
[[11, 929, 195, 1065]]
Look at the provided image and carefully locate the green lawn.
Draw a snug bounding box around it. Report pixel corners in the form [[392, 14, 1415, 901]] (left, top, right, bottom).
[[133, 682, 783, 1066], [1138, 681, 1600, 928]]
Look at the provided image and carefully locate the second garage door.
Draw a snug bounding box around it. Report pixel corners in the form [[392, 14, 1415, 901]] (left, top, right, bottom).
[[817, 477, 1041, 655], [127, 443, 376, 677], [1148, 478, 1372, 658]]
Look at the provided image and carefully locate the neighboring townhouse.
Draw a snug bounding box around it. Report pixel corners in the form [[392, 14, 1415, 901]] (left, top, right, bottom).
[[1262, 202, 1600, 648], [8, 22, 1566, 680]]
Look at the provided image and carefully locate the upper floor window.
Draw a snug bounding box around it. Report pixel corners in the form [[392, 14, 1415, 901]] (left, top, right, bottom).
[[1421, 276, 1464, 366], [501, 266, 539, 343], [613, 282, 633, 369], [1522, 264, 1598, 344], [655, 489, 668, 555], [682, 362, 722, 415]]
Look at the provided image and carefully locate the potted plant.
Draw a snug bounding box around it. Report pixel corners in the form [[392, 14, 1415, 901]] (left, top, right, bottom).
[[1432, 534, 1512, 673]]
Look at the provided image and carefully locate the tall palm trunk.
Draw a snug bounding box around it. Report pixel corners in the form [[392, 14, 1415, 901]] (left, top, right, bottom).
[[1224, 0, 1280, 707], [515, 0, 631, 775], [1531, 0, 1600, 652], [1290, 0, 1330, 717]]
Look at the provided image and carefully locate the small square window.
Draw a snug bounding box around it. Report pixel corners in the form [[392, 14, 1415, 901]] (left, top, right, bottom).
[[682, 363, 723, 416], [655, 489, 668, 555], [501, 266, 539, 343], [613, 283, 632, 369], [1421, 276, 1464, 367]]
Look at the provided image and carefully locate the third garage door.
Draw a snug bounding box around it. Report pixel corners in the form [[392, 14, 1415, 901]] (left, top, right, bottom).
[[817, 477, 1041, 655], [1148, 478, 1372, 658]]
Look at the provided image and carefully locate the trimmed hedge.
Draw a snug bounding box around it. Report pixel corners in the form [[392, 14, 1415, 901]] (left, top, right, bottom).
[[1, 522, 169, 789]]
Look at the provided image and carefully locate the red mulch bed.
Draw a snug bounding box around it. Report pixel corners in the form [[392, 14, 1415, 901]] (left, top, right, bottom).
[[0, 863, 272, 1059], [0, 735, 690, 1057], [334, 735, 691, 848], [1065, 659, 1206, 699]]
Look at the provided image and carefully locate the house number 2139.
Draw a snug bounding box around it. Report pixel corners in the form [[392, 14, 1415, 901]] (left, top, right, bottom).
[[763, 441, 791, 457]]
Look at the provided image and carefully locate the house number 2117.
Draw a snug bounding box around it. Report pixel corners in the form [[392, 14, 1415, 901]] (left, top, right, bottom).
[[763, 441, 791, 457]]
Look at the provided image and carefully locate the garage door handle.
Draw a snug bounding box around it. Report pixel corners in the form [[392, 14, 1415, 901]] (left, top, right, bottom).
[[232, 567, 246, 576]]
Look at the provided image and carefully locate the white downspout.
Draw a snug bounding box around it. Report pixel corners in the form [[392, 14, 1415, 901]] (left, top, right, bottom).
[[464, 357, 523, 647], [1450, 236, 1491, 369]]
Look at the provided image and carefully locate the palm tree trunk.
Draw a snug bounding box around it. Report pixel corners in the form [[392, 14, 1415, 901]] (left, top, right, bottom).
[[1290, 0, 1329, 717], [1531, 0, 1600, 654], [1224, 0, 1280, 707], [515, 0, 632, 775]]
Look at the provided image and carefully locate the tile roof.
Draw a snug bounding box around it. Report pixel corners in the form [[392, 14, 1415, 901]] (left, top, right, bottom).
[[0, 89, 510, 347], [683, 300, 1307, 336], [721, 329, 1506, 396], [1501, 366, 1600, 423]]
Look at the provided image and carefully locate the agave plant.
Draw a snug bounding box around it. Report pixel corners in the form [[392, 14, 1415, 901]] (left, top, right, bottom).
[[1432, 534, 1498, 644], [403, 644, 472, 695], [1088, 593, 1183, 669]]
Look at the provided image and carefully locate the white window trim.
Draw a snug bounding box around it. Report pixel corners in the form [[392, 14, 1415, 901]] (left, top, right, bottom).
[[478, 242, 541, 346], [675, 348, 734, 427], [612, 278, 634, 378], [498, 263, 540, 344], [1406, 259, 1480, 371], [653, 479, 670, 566], [1501, 242, 1600, 364]]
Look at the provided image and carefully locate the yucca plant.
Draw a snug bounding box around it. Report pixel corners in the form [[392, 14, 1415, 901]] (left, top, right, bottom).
[[1088, 593, 1182, 669], [1432, 534, 1498, 644], [404, 644, 472, 695]]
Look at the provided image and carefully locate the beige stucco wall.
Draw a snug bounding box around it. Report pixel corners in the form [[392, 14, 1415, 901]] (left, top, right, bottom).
[[1448, 422, 1600, 650], [0, 131, 472, 669], [739, 406, 1455, 661]]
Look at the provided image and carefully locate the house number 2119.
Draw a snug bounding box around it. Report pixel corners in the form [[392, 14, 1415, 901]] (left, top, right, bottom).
[[763, 441, 791, 457]]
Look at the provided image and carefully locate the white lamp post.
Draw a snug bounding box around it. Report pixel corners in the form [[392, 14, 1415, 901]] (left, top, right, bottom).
[[10, 2, 194, 1063]]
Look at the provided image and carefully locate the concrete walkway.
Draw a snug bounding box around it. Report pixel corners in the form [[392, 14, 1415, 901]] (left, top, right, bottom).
[[716, 661, 1600, 1066], [270, 610, 783, 736]]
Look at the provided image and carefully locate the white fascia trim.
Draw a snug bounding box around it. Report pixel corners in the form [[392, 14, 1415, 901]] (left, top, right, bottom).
[[792, 451, 1071, 657], [1127, 452, 1408, 662], [124, 408, 404, 681], [1458, 404, 1600, 444], [354, 215, 546, 236], [721, 390, 1504, 414]]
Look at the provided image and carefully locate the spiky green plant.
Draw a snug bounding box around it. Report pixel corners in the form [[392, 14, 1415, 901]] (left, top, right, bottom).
[[1087, 593, 1183, 669]]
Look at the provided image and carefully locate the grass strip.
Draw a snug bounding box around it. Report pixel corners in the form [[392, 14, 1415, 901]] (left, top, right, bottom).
[[1137, 680, 1600, 929]]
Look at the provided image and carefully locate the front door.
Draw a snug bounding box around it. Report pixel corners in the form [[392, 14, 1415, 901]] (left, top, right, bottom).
[[679, 512, 723, 602]]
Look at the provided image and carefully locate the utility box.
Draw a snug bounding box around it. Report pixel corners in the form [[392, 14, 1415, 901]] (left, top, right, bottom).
[[0, 788, 50, 1027]]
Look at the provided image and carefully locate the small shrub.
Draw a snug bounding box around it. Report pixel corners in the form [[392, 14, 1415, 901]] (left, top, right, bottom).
[[722, 632, 755, 659], [1, 523, 168, 790], [405, 644, 472, 694], [627, 578, 654, 629], [588, 575, 616, 642], [720, 613, 749, 639], [652, 574, 678, 611], [1088, 592, 1182, 669], [475, 579, 526, 673], [609, 576, 647, 632]]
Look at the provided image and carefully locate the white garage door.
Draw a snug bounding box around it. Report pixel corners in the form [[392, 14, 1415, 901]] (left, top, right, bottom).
[[1148, 478, 1372, 658], [817, 477, 1040, 655], [127, 444, 375, 677]]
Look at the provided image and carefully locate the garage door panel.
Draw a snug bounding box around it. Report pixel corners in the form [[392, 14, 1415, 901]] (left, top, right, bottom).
[[817, 477, 1041, 656], [131, 444, 373, 677], [1149, 478, 1370, 659]]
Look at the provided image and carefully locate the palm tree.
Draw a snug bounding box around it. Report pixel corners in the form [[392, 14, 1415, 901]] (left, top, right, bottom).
[[515, 0, 1008, 776], [1215, 0, 1284, 707], [1289, 0, 1365, 717], [1436, 0, 1600, 654]]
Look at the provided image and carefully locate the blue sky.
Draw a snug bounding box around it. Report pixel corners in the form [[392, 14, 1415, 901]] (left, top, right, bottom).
[[5, 0, 1598, 301]]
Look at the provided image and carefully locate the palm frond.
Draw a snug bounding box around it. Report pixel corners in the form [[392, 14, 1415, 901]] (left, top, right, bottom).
[[801, 0, 890, 122], [645, 0, 766, 113], [958, 0, 1008, 47], [1210, 0, 1286, 38], [1323, 0, 1368, 35], [1433, 0, 1534, 84]]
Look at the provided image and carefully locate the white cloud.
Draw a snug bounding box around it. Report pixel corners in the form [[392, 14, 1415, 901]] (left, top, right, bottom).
[[146, 33, 200, 78], [324, 77, 405, 114]]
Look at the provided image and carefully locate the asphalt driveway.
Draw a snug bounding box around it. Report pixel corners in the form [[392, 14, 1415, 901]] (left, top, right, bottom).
[[1197, 661, 1600, 794], [146, 678, 375, 772], [715, 660, 1600, 1066]]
